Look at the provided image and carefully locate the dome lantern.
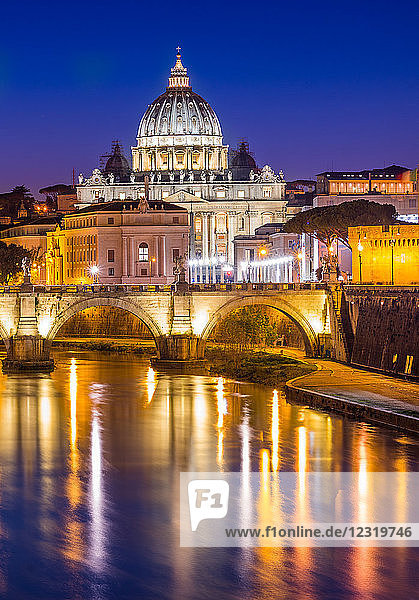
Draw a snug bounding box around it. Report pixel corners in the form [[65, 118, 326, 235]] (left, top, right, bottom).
[[167, 47, 191, 90]]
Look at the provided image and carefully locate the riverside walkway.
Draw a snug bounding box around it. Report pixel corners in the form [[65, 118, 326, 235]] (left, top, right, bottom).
[[283, 350, 419, 433]]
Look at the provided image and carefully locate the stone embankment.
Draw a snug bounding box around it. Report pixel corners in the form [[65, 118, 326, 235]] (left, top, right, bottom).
[[285, 360, 419, 434]]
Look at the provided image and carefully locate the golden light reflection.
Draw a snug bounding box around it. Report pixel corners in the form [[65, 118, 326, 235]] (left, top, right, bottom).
[[217, 430, 224, 467], [261, 449, 269, 493], [271, 389, 279, 471], [146, 366, 157, 404], [70, 358, 77, 447], [358, 433, 368, 521], [216, 377, 227, 428], [240, 411, 252, 529], [40, 395, 52, 429], [90, 406, 106, 571], [297, 425, 307, 492]]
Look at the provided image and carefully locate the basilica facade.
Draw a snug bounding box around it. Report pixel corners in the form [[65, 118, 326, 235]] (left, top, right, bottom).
[[76, 50, 286, 275]]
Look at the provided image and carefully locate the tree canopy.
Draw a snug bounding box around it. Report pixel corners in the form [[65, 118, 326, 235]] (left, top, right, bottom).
[[0, 185, 35, 219], [39, 184, 74, 211], [0, 241, 31, 284], [283, 199, 397, 250]]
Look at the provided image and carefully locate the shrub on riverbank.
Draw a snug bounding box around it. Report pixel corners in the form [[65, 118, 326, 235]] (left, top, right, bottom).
[[53, 339, 155, 355], [206, 349, 315, 386]]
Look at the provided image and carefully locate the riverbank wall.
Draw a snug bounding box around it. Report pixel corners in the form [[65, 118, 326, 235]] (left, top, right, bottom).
[[286, 376, 419, 434]]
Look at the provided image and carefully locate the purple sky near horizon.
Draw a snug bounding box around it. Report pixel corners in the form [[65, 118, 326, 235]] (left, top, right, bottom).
[[1, 0, 418, 198]]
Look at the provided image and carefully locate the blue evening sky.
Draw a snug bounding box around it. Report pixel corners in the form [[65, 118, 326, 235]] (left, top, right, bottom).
[[1, 0, 418, 196]]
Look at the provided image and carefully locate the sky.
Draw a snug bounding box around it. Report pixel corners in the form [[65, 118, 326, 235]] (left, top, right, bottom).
[[1, 0, 418, 197]]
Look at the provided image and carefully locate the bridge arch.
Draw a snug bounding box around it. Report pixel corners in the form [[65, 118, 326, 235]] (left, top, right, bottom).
[[46, 296, 163, 353], [200, 295, 319, 357]]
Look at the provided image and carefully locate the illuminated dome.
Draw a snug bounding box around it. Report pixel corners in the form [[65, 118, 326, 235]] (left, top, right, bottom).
[[132, 49, 228, 173]]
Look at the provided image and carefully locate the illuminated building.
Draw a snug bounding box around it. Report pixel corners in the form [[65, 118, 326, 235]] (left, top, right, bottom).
[[311, 166, 419, 278], [234, 223, 301, 283], [0, 216, 61, 283], [76, 50, 287, 274], [348, 223, 419, 285], [316, 165, 416, 197], [46, 199, 188, 285]]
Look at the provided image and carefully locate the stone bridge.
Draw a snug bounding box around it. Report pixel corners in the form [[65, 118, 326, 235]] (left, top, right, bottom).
[[0, 282, 333, 372]]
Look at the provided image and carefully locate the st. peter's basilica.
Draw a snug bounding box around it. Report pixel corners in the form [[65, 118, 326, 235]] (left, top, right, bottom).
[[76, 49, 287, 271]]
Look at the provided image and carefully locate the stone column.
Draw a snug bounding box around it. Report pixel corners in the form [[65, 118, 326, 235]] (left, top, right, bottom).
[[201, 213, 208, 260], [130, 237, 135, 277], [122, 236, 128, 277]]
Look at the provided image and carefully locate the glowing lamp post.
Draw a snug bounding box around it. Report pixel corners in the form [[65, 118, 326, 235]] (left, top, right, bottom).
[[297, 252, 303, 282], [258, 246, 268, 282], [89, 265, 100, 284], [389, 239, 395, 285], [150, 257, 156, 283], [357, 241, 363, 284]]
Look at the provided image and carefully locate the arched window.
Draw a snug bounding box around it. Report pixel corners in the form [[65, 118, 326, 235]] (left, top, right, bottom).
[[138, 242, 149, 262], [262, 212, 273, 224], [192, 151, 200, 169], [175, 152, 185, 168]]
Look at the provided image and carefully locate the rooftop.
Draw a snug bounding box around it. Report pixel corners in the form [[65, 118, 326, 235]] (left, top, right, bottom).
[[317, 165, 411, 180], [67, 199, 187, 216]]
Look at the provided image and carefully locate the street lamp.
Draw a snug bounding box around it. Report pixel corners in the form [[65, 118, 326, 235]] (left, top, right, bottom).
[[357, 240, 363, 283], [89, 264, 100, 283], [389, 239, 395, 285], [149, 256, 156, 283]]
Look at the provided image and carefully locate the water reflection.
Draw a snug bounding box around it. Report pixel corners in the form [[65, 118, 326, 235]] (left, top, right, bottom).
[[0, 350, 416, 600]]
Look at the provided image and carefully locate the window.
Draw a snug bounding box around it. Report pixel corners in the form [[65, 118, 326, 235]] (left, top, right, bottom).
[[107, 249, 115, 262], [108, 217, 114, 224], [192, 152, 200, 168], [162, 191, 170, 199], [138, 243, 149, 262], [263, 187, 272, 198], [216, 212, 227, 232], [195, 216, 202, 233], [140, 268, 147, 276], [172, 248, 180, 262], [237, 190, 245, 198], [173, 216, 179, 224], [108, 267, 114, 276], [239, 217, 245, 230], [119, 192, 126, 200], [175, 152, 184, 167], [160, 152, 168, 168], [216, 190, 226, 199], [409, 197, 417, 208]]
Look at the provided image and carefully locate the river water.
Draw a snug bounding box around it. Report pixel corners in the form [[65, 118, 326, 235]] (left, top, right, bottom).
[[0, 350, 417, 600]]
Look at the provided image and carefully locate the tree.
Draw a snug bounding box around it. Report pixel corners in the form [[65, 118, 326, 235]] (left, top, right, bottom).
[[0, 241, 31, 284], [0, 186, 36, 219], [211, 306, 281, 353], [283, 199, 397, 256], [11, 185, 35, 215], [39, 184, 74, 211]]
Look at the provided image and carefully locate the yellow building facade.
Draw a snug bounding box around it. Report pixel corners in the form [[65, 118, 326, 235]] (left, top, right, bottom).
[[348, 224, 419, 285]]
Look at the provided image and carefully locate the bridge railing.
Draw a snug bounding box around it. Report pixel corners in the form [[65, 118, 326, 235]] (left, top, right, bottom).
[[0, 282, 327, 295]]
